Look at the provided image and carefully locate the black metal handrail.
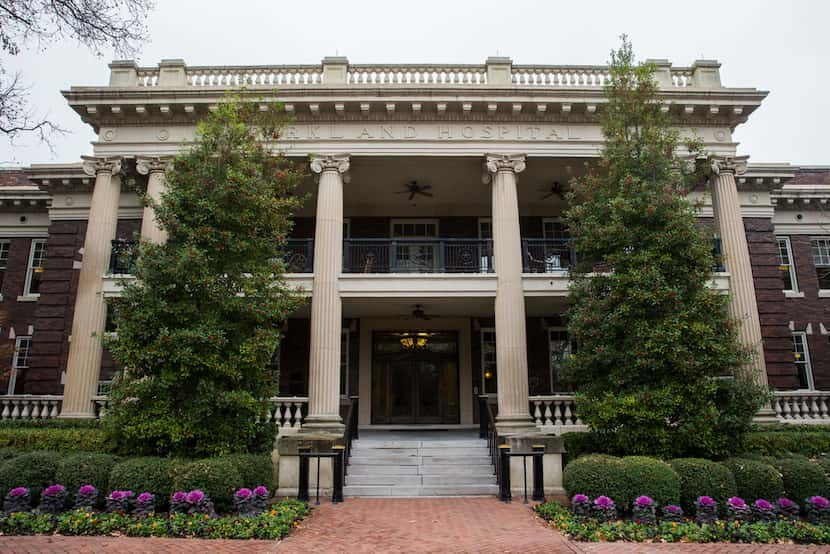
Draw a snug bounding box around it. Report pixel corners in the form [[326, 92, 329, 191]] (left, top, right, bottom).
[[297, 447, 344, 505], [343, 238, 494, 274], [499, 447, 545, 504], [479, 395, 503, 497], [284, 239, 314, 273], [343, 396, 359, 475], [522, 238, 575, 273]]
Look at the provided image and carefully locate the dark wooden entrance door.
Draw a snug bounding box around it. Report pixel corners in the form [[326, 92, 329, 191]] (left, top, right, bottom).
[[371, 331, 459, 424]]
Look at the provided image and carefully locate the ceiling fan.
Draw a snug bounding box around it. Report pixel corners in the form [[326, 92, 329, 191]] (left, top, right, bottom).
[[398, 180, 433, 200], [540, 181, 565, 200], [401, 304, 439, 321]]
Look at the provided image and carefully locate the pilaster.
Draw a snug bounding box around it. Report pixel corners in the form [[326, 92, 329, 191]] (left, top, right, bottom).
[[60, 156, 122, 418]]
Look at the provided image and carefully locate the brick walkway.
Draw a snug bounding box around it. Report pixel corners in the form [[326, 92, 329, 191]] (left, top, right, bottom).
[[2, 498, 830, 553]]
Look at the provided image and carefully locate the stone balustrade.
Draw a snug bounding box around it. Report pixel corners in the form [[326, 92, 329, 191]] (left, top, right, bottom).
[[0, 395, 63, 420], [126, 61, 700, 89], [529, 395, 588, 434], [772, 390, 830, 423], [265, 397, 307, 432]]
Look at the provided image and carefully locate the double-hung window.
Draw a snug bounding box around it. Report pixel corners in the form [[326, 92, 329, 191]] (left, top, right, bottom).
[[548, 328, 573, 393], [776, 237, 799, 293], [8, 336, 31, 394], [480, 328, 497, 394], [792, 332, 814, 390], [812, 237, 830, 292], [0, 240, 9, 294], [24, 239, 46, 296]]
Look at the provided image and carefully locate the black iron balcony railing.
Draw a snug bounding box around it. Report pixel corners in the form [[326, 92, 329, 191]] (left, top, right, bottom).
[[522, 239, 575, 273], [343, 238, 494, 273]]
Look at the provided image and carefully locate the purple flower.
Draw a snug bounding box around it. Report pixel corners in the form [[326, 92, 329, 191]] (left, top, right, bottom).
[[697, 495, 715, 507], [186, 490, 205, 503], [665, 504, 682, 513], [728, 496, 746, 508], [810, 496, 830, 508], [9, 487, 28, 497], [109, 490, 133, 500], [253, 486, 268, 496], [43, 484, 66, 496], [778, 498, 795, 508], [171, 491, 187, 502], [78, 485, 96, 495], [594, 495, 615, 508], [235, 487, 253, 499], [137, 492, 154, 503], [754, 499, 774, 511], [635, 495, 654, 507]]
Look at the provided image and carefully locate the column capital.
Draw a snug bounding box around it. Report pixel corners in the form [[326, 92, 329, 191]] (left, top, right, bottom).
[[136, 156, 173, 175], [711, 155, 749, 177], [484, 154, 526, 176], [310, 154, 350, 175], [81, 156, 122, 177]]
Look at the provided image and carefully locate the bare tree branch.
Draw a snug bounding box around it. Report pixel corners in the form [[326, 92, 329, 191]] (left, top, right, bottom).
[[0, 0, 153, 150]]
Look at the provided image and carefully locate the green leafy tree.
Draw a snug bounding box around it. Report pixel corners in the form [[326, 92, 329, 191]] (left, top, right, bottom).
[[104, 96, 304, 457], [563, 37, 766, 459]]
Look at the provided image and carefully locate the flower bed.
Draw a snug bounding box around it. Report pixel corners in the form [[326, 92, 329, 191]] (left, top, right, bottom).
[[537, 495, 830, 544], [0, 483, 309, 541]]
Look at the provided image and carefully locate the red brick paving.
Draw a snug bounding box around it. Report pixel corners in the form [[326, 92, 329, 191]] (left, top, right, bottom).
[[2, 498, 830, 553]]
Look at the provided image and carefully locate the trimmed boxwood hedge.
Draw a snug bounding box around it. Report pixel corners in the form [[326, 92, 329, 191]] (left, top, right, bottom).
[[741, 431, 830, 458], [54, 452, 120, 506], [0, 450, 62, 502], [221, 453, 273, 490], [563, 454, 628, 507], [722, 458, 784, 502], [815, 454, 830, 478], [171, 458, 243, 513], [774, 455, 830, 501], [0, 447, 19, 460], [109, 457, 175, 510], [669, 458, 737, 513], [619, 456, 680, 510], [0, 427, 111, 454]]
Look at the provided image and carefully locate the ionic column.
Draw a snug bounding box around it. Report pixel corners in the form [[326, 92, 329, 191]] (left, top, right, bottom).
[[304, 154, 350, 432], [136, 157, 171, 243], [60, 156, 123, 418], [710, 156, 767, 385], [485, 154, 533, 431]]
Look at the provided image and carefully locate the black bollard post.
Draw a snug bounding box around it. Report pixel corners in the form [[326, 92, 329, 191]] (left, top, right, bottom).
[[297, 446, 310, 502], [532, 445, 545, 502]]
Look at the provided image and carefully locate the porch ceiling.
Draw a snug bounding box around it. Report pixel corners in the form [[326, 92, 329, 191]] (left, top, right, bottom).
[[338, 295, 569, 318], [293, 155, 585, 217]]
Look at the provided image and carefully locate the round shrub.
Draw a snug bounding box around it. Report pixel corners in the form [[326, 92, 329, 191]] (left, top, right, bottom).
[[171, 458, 243, 513], [814, 454, 830, 478], [562, 454, 628, 507], [108, 457, 173, 509], [669, 458, 737, 513], [221, 453, 274, 490], [55, 452, 119, 506], [0, 450, 61, 501], [620, 456, 680, 510], [0, 447, 19, 460], [775, 456, 830, 502], [722, 458, 784, 502]]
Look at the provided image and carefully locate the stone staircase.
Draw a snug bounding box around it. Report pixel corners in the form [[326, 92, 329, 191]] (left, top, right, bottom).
[[343, 431, 498, 497]]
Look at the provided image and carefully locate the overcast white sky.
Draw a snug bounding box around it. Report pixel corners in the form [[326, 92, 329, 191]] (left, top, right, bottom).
[[1, 0, 827, 167]]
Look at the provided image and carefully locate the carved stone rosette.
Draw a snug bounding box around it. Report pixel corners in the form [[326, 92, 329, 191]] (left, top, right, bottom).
[[135, 156, 172, 175], [711, 155, 749, 176], [81, 156, 122, 177]]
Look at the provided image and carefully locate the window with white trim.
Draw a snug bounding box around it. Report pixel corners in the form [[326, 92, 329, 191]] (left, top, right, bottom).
[[812, 237, 830, 291], [777, 237, 799, 292], [548, 328, 573, 393], [24, 239, 46, 296], [542, 218, 569, 240], [792, 332, 814, 390], [0, 240, 9, 292], [390, 219, 439, 238], [8, 336, 31, 394], [340, 328, 349, 397], [480, 328, 497, 394], [478, 218, 492, 239]]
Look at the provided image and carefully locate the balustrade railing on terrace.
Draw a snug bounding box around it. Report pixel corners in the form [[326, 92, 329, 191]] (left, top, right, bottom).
[[133, 63, 697, 89], [529, 395, 588, 433], [343, 238, 493, 274], [773, 390, 830, 423]]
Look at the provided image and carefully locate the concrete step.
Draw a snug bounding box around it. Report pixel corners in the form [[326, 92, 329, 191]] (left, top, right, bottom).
[[417, 447, 489, 457], [343, 484, 500, 497], [420, 456, 492, 465], [349, 456, 422, 465], [417, 464, 494, 476], [346, 474, 423, 486], [347, 464, 420, 475], [349, 447, 420, 457], [421, 475, 496, 486], [352, 439, 487, 449]]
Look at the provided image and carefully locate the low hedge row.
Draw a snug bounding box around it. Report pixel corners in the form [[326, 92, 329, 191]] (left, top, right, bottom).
[[0, 450, 274, 511], [0, 427, 111, 454], [741, 431, 830, 458], [565, 453, 830, 510]]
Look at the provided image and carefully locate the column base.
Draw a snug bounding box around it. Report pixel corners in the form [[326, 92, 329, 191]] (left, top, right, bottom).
[[495, 413, 535, 434], [752, 404, 780, 425], [302, 414, 345, 435]]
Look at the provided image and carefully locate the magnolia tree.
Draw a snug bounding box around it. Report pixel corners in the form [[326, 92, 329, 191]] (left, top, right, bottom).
[[105, 96, 304, 457], [562, 38, 766, 459]]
